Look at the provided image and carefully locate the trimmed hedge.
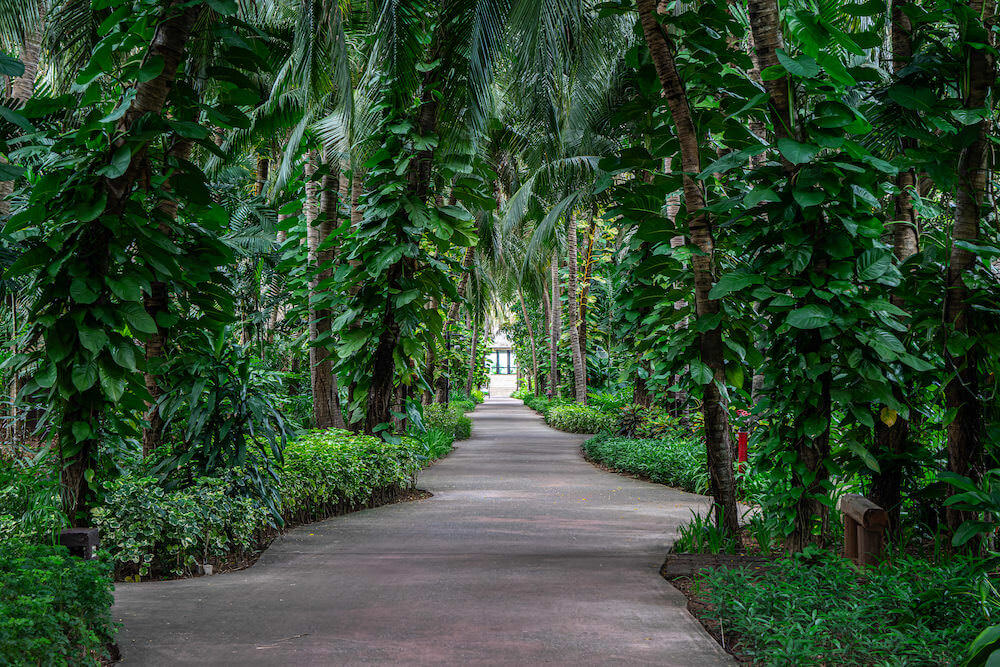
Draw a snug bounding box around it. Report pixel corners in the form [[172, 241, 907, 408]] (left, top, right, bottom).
[[544, 404, 615, 434], [581, 434, 709, 493], [93, 429, 423, 579], [423, 403, 472, 440], [0, 541, 116, 664]]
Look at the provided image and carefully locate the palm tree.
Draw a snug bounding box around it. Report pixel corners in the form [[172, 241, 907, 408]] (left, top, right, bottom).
[[944, 0, 994, 538], [636, 0, 738, 535]]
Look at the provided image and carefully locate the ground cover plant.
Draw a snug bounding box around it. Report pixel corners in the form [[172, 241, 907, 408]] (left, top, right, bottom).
[[0, 541, 116, 664], [582, 434, 709, 494], [693, 552, 991, 665]]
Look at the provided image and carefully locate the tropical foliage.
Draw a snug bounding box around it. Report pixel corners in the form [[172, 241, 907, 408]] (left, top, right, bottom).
[[2, 0, 1000, 660]]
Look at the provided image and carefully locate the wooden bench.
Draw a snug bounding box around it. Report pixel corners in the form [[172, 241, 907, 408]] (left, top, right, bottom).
[[841, 494, 888, 565]]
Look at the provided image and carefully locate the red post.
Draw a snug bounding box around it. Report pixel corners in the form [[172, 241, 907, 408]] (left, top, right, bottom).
[[737, 430, 748, 473]]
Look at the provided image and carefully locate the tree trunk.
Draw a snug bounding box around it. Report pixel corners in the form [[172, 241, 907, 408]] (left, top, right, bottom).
[[549, 254, 561, 398], [747, 0, 793, 144], [518, 291, 540, 397], [638, 0, 739, 536], [254, 157, 269, 197], [541, 288, 551, 397], [633, 359, 652, 408], [578, 211, 597, 376], [944, 0, 995, 542], [423, 298, 438, 404], [869, 0, 918, 532], [566, 215, 586, 404], [141, 131, 195, 456], [366, 42, 441, 433], [436, 247, 476, 403], [63, 1, 198, 525], [307, 154, 346, 429], [466, 313, 479, 395]]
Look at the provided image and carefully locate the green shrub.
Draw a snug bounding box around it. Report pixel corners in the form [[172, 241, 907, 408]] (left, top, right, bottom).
[[423, 403, 473, 440], [470, 388, 485, 403], [521, 394, 572, 417], [0, 541, 116, 664], [93, 473, 274, 579], [582, 434, 709, 493], [404, 427, 454, 462], [280, 429, 420, 520], [94, 429, 423, 578], [696, 552, 989, 664], [586, 390, 630, 413], [452, 399, 476, 413], [545, 404, 615, 434]]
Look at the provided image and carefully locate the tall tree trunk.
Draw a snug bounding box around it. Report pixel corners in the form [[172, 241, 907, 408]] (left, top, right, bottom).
[[548, 254, 561, 399], [423, 298, 438, 404], [748, 0, 834, 551], [541, 288, 551, 397], [254, 156, 269, 197], [466, 313, 479, 395], [578, 211, 597, 376], [518, 291, 540, 397], [945, 0, 995, 541], [869, 0, 918, 531], [307, 154, 346, 429], [63, 1, 197, 525], [638, 0, 738, 535], [566, 215, 586, 404], [366, 42, 441, 433], [141, 131, 194, 456]]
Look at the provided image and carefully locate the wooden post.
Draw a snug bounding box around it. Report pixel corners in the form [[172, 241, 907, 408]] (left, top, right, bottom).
[[840, 494, 888, 565]]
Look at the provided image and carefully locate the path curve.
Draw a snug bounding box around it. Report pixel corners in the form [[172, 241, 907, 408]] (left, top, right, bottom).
[[113, 398, 731, 665]]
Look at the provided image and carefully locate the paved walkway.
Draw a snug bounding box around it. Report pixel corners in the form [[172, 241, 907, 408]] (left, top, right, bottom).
[[113, 398, 731, 665]]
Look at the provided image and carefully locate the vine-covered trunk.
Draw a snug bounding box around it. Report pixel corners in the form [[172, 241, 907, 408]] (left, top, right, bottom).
[[142, 131, 194, 456], [870, 0, 918, 531], [465, 314, 479, 395], [63, 1, 198, 525], [423, 298, 438, 404], [944, 0, 995, 541], [366, 39, 441, 433], [518, 291, 540, 397], [578, 212, 597, 376], [548, 254, 561, 398], [566, 215, 586, 404], [306, 155, 346, 430], [541, 288, 551, 396], [638, 0, 738, 535]]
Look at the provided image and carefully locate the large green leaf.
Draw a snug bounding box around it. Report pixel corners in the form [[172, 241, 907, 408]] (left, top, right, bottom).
[[786, 305, 833, 329], [856, 248, 891, 281], [708, 271, 763, 299], [777, 138, 818, 165]]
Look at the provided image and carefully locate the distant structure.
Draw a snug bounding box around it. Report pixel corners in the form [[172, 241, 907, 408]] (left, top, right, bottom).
[[487, 328, 517, 398]]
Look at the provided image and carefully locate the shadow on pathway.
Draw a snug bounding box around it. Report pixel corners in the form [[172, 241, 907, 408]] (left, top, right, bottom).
[[112, 398, 731, 665]]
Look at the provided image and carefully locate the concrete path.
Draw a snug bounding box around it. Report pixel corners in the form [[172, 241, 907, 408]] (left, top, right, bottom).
[[113, 398, 731, 665]]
